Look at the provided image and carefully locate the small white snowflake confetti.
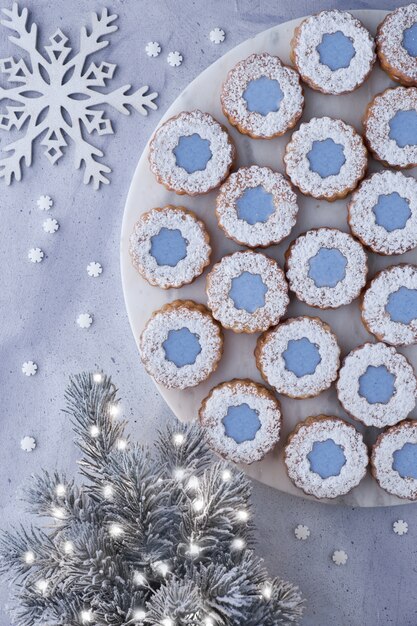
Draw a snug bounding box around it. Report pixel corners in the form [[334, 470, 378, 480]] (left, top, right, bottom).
[[20, 436, 36, 452], [167, 51, 183, 67], [294, 524, 310, 541], [210, 27, 225, 44], [22, 361, 38, 376], [37, 195, 53, 211], [146, 41, 161, 57], [77, 313, 93, 329], [332, 550, 348, 566], [43, 217, 59, 234], [87, 261, 103, 278], [393, 519, 408, 536], [28, 247, 44, 263]]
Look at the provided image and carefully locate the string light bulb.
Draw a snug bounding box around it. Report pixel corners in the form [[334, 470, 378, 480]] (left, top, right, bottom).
[[63, 540, 74, 555], [222, 469, 232, 482], [55, 483, 66, 497], [133, 609, 146, 621], [204, 618, 215, 626], [192, 498, 204, 512], [103, 484, 114, 499], [154, 561, 169, 576], [35, 578, 48, 594], [186, 475, 199, 490], [189, 541, 200, 556], [133, 571, 147, 586], [173, 432, 185, 446], [116, 438, 127, 451], [261, 582, 273, 600], [109, 403, 121, 418], [109, 522, 123, 538], [231, 537, 245, 551], [80, 609, 93, 623], [51, 505, 66, 520], [90, 424, 100, 438], [161, 619, 174, 626], [93, 372, 103, 383], [24, 550, 35, 564], [236, 509, 249, 522], [174, 467, 185, 480]]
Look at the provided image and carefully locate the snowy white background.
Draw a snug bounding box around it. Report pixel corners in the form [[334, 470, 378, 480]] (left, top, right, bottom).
[[1, 1, 416, 624]]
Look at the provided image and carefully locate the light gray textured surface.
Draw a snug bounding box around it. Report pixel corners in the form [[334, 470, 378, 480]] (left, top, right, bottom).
[[0, 1, 416, 624]]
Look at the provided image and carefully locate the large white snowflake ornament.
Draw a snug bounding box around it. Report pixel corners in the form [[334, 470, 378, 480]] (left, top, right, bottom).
[[167, 51, 183, 67], [294, 524, 310, 541], [43, 217, 59, 233], [0, 4, 158, 189], [87, 261, 102, 277], [37, 194, 53, 211], [209, 28, 226, 44], [22, 360, 37, 376], [332, 550, 348, 566], [146, 42, 161, 58], [393, 519, 408, 536]]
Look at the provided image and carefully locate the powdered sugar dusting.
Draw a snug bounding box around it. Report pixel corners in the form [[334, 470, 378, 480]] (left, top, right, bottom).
[[362, 264, 417, 346], [216, 166, 298, 248], [130, 206, 211, 289], [206, 251, 289, 333], [284, 117, 368, 200], [364, 87, 417, 168], [348, 170, 417, 255], [149, 110, 235, 195], [256, 316, 340, 398], [199, 379, 281, 464], [292, 10, 375, 95], [337, 342, 417, 428], [377, 5, 417, 84], [372, 421, 417, 500], [286, 228, 367, 309], [221, 53, 304, 138], [140, 301, 223, 389], [285, 417, 368, 499]]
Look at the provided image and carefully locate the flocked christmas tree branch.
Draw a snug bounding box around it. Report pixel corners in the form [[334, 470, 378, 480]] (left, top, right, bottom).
[[0, 373, 304, 625]]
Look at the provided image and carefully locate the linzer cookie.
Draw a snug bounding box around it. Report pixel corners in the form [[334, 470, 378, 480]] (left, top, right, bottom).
[[372, 420, 417, 500], [130, 206, 211, 289], [336, 342, 417, 428], [291, 10, 375, 95], [206, 250, 289, 333], [363, 86, 417, 168], [255, 316, 340, 399], [377, 4, 417, 86], [149, 110, 235, 195], [285, 228, 367, 309], [362, 264, 417, 346], [348, 170, 417, 255], [139, 300, 223, 389], [199, 379, 281, 464], [284, 416, 368, 499], [215, 165, 299, 248], [220, 53, 304, 139], [284, 117, 367, 201]]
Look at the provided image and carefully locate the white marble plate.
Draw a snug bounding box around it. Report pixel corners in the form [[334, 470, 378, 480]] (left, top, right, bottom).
[[121, 10, 417, 506]]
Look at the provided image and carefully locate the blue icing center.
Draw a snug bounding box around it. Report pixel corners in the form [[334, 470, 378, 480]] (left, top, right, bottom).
[[150, 227, 188, 267], [358, 365, 395, 404], [236, 186, 275, 225], [242, 76, 284, 116], [316, 30, 356, 71], [162, 328, 201, 368], [173, 133, 212, 174], [372, 192, 411, 232], [282, 337, 321, 378], [222, 403, 261, 444], [403, 22, 417, 56], [308, 248, 347, 288], [389, 110, 417, 148], [307, 139, 346, 178], [393, 443, 417, 479], [386, 287, 417, 324], [229, 272, 268, 313], [307, 439, 346, 479]]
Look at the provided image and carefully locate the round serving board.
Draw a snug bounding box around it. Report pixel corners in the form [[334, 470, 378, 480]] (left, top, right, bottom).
[[121, 9, 417, 506]]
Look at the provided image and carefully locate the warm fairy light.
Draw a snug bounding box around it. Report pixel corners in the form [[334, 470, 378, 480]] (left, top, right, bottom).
[[161, 619, 174, 626], [192, 498, 204, 512], [173, 433, 185, 446], [63, 540, 74, 555], [222, 469, 232, 482], [133, 609, 146, 621], [174, 467, 185, 480], [90, 424, 100, 437], [103, 484, 114, 499], [109, 523, 123, 538], [116, 438, 127, 451], [35, 578, 48, 593], [189, 542, 200, 556], [80, 609, 93, 623], [109, 403, 121, 418], [154, 561, 169, 576], [24, 550, 35, 565], [186, 476, 199, 490], [51, 505, 66, 520], [236, 509, 249, 522], [55, 483, 66, 497], [204, 618, 215, 626], [93, 372, 103, 383], [261, 582, 273, 600], [231, 537, 245, 551], [133, 571, 147, 586]]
